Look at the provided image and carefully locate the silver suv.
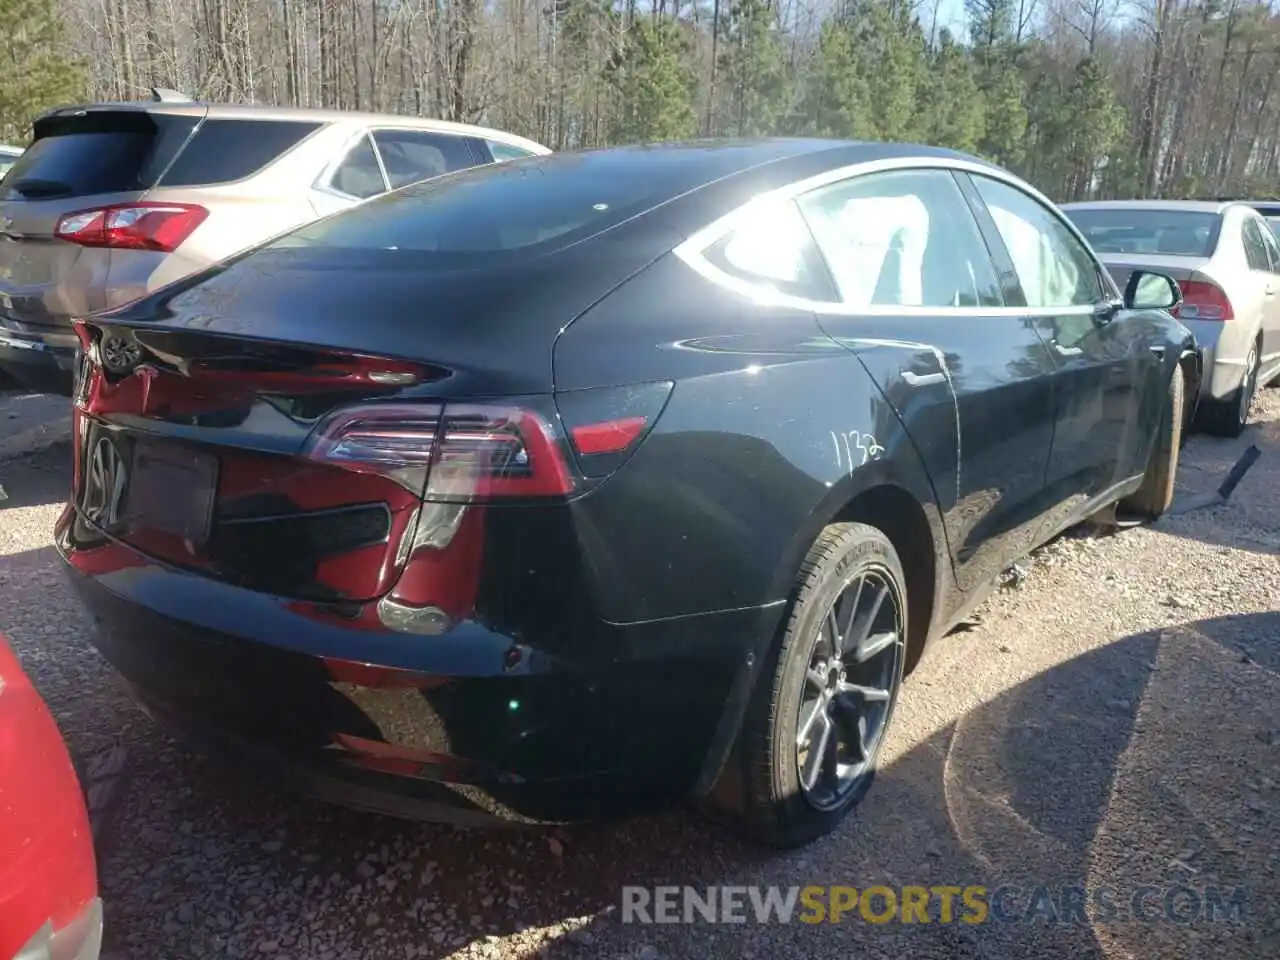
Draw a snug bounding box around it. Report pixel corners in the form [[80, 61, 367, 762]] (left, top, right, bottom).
[[0, 96, 548, 392]]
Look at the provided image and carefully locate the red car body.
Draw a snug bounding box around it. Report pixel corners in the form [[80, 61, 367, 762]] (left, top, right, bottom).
[[0, 634, 101, 960]]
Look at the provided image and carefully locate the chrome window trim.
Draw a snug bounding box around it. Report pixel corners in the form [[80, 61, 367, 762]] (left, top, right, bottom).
[[673, 154, 1110, 317]]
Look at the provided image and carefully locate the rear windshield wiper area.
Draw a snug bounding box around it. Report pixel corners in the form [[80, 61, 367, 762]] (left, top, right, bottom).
[[5, 178, 74, 200]]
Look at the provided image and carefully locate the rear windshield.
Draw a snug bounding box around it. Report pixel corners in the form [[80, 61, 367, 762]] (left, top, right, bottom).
[[0, 112, 319, 201], [0, 112, 196, 200], [1064, 208, 1219, 257], [268, 150, 698, 265]]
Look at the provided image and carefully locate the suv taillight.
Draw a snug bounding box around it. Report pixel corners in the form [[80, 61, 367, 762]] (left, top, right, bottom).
[[55, 203, 208, 252], [1173, 280, 1234, 322]]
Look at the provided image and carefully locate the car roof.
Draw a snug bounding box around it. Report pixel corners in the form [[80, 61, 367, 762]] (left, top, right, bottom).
[[1060, 199, 1237, 215], [440, 137, 996, 193], [33, 100, 550, 153], [0, 145, 21, 156]]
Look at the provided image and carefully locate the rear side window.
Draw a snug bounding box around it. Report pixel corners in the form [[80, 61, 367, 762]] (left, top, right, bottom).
[[329, 134, 387, 199], [159, 119, 321, 187], [0, 113, 197, 200], [1242, 217, 1272, 271], [486, 140, 538, 162], [702, 200, 837, 302], [1256, 218, 1280, 271], [371, 130, 477, 190], [1064, 208, 1219, 257], [798, 168, 1004, 308]]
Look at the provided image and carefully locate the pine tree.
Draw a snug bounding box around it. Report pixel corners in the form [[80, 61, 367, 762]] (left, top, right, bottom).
[[607, 18, 697, 144], [976, 50, 1028, 168], [0, 0, 84, 143], [717, 0, 789, 136], [1062, 58, 1125, 199], [922, 29, 985, 153], [852, 0, 928, 143], [799, 21, 868, 138]]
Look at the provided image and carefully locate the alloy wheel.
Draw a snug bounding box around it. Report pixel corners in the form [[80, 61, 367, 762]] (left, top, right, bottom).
[[795, 567, 904, 812]]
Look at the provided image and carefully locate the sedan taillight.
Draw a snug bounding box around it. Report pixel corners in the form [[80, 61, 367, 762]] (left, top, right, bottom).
[[1173, 280, 1234, 322], [302, 401, 575, 502], [55, 203, 208, 252]]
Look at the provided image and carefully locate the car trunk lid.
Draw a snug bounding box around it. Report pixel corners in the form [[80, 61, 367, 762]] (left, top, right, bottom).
[[1096, 253, 1213, 297], [70, 222, 671, 603]]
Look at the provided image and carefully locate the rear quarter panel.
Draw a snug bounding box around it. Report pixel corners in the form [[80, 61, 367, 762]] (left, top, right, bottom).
[[553, 252, 948, 627], [1201, 233, 1265, 395]]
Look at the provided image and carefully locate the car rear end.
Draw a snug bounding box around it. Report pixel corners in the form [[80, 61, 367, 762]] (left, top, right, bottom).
[[1063, 203, 1242, 400], [54, 151, 781, 824], [0, 104, 327, 394], [0, 635, 101, 960]]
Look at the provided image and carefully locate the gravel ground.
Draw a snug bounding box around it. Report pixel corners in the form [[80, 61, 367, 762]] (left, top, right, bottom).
[[0, 387, 1277, 960]]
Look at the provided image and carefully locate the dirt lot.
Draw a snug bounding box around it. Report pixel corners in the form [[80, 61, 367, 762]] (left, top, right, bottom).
[[0, 387, 1277, 960]]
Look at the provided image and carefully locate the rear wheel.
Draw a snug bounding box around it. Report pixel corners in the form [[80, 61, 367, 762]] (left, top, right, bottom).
[[1198, 339, 1258, 438], [737, 522, 907, 848], [1121, 364, 1184, 520]]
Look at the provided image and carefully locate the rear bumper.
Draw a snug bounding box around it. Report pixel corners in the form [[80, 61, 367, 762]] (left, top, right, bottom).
[[0, 321, 77, 395], [1181, 318, 1251, 400], [56, 507, 769, 825]]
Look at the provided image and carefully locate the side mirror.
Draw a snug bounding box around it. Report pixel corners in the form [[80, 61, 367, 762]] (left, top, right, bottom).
[[1124, 270, 1183, 311]]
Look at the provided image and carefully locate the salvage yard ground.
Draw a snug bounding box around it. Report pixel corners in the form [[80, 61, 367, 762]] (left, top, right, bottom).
[[0, 388, 1277, 960]]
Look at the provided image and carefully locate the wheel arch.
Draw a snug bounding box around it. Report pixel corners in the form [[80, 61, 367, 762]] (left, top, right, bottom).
[[692, 457, 950, 804]]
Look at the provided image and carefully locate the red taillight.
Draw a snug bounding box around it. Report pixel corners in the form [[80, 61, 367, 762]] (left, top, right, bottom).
[[570, 416, 649, 455], [303, 401, 575, 502], [555, 381, 673, 478], [1173, 280, 1234, 322], [55, 202, 208, 252]]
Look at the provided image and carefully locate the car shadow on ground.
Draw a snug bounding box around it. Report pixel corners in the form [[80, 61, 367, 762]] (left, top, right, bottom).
[[68, 611, 1276, 959], [0, 439, 71, 510]]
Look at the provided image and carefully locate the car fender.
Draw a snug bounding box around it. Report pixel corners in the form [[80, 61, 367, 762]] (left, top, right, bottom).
[[692, 408, 949, 800]]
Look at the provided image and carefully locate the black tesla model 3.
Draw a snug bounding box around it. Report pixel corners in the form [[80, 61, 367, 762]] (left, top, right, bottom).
[[58, 139, 1197, 847]]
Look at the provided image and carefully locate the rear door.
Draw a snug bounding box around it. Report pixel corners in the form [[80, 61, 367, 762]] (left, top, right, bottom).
[[796, 165, 1058, 593], [968, 176, 1163, 519], [1241, 213, 1280, 362], [1253, 213, 1280, 370], [0, 108, 201, 330], [311, 128, 489, 217]]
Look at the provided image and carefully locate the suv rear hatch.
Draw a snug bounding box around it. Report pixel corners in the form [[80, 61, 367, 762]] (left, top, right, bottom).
[[0, 106, 207, 329], [0, 104, 322, 336]]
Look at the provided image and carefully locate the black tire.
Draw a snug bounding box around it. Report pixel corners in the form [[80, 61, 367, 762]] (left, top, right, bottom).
[[1197, 339, 1259, 438], [736, 522, 907, 848], [1121, 364, 1184, 520]]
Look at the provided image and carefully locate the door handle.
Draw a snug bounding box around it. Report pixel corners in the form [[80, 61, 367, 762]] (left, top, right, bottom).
[[1266, 285, 1276, 297], [1053, 342, 1084, 357], [902, 370, 946, 387]]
